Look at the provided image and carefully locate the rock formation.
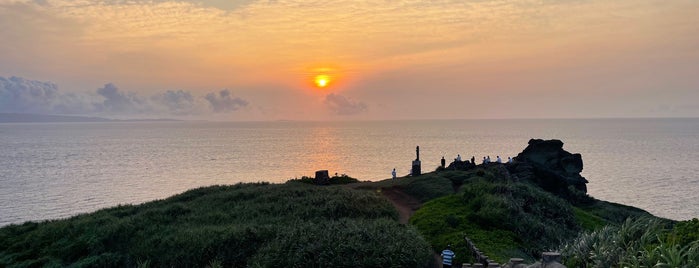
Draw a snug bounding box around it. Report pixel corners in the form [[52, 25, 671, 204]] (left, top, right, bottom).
[[447, 159, 476, 170], [509, 139, 588, 196]]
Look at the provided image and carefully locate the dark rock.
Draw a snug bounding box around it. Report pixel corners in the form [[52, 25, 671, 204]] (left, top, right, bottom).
[[541, 252, 562, 264], [511, 139, 588, 195], [447, 160, 476, 171], [411, 160, 421, 176], [314, 170, 330, 185]]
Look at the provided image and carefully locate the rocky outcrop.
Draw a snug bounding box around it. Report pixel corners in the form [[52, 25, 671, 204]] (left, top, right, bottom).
[[509, 139, 588, 195], [447, 160, 477, 171]]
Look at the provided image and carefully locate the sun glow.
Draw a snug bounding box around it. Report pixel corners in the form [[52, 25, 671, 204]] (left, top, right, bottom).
[[314, 74, 330, 88]]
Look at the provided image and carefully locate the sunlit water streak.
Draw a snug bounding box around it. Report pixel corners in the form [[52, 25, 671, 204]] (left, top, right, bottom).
[[1, 118, 698, 226]]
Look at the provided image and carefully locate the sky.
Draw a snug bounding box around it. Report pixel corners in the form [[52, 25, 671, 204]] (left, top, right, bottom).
[[1, 0, 698, 121]]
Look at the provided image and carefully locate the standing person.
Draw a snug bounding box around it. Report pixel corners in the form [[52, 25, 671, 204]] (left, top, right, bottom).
[[441, 156, 446, 168], [441, 245, 456, 268], [496, 156, 502, 163], [471, 156, 475, 165], [392, 168, 396, 179], [456, 154, 462, 162], [508, 156, 513, 164]]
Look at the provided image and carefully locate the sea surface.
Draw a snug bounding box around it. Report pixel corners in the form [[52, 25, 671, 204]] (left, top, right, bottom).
[[1, 118, 698, 226]]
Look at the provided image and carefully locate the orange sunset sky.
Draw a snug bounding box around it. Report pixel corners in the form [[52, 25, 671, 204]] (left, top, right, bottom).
[[1, 0, 698, 121]]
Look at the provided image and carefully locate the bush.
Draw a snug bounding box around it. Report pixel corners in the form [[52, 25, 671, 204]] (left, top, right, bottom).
[[0, 183, 430, 267], [286, 174, 360, 185], [403, 174, 454, 202], [411, 195, 521, 264], [559, 217, 699, 267], [572, 207, 606, 231], [250, 219, 432, 267], [411, 178, 580, 263], [462, 180, 579, 256], [667, 218, 699, 246]]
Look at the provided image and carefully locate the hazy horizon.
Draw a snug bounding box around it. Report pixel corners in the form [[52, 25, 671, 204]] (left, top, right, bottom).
[[2, 0, 698, 121], [3, 111, 699, 123]]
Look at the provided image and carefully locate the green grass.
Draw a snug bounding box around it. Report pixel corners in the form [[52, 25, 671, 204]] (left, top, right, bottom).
[[560, 217, 699, 267], [2, 162, 688, 267], [667, 218, 699, 246], [0, 182, 432, 267], [396, 165, 669, 265], [572, 207, 607, 231], [356, 172, 455, 202], [410, 177, 580, 263], [410, 195, 522, 264], [574, 199, 654, 224]]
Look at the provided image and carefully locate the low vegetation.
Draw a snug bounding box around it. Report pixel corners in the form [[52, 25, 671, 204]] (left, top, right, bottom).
[[363, 166, 667, 265], [561, 217, 699, 267], [2, 163, 697, 267], [286, 174, 360, 185], [409, 172, 579, 263], [0, 182, 432, 267]]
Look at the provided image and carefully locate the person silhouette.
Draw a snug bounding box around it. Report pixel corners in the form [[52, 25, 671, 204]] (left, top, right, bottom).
[[392, 168, 396, 179], [441, 244, 456, 268]]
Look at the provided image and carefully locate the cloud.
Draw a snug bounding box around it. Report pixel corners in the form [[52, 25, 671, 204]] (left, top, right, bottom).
[[150, 90, 199, 115], [0, 76, 94, 114], [0, 76, 57, 114], [95, 83, 151, 114], [324, 93, 367, 116], [0, 76, 249, 117], [205, 89, 249, 113]]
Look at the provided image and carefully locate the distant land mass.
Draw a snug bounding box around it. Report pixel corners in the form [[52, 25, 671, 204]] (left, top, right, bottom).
[[0, 113, 179, 123]]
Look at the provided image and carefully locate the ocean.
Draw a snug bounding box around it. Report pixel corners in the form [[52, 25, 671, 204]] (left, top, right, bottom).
[[1, 118, 698, 226]]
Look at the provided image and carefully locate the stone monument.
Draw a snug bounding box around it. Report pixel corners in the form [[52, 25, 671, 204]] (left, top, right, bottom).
[[411, 146, 421, 176], [314, 170, 330, 185]]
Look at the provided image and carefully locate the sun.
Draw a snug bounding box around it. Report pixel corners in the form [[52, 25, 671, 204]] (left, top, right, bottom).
[[314, 74, 330, 88]]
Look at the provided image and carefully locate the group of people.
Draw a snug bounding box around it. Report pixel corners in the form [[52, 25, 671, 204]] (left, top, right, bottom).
[[480, 155, 513, 164], [393, 153, 514, 179], [452, 154, 514, 165]]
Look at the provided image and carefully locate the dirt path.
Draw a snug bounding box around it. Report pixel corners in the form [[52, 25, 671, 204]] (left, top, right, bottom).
[[380, 187, 421, 224], [379, 187, 443, 267]]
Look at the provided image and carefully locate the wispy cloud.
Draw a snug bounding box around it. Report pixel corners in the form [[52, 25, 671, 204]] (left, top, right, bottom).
[[1, 0, 697, 119], [6, 0, 696, 78], [324, 93, 366, 116], [205, 89, 249, 113]]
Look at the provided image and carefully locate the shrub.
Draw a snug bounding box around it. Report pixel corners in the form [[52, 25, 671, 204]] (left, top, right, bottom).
[[403, 174, 454, 202], [572, 207, 606, 231], [250, 219, 432, 267], [558, 217, 699, 267], [0, 183, 428, 267], [667, 218, 699, 246], [412, 178, 580, 262], [286, 174, 360, 185]]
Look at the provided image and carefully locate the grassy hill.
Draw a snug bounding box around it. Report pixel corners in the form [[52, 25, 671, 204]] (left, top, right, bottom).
[[357, 166, 699, 266], [2, 166, 698, 267], [0, 182, 432, 267]]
